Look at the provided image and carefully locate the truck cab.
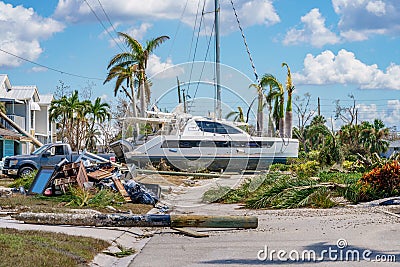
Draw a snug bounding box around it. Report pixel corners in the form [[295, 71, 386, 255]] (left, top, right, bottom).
[[2, 143, 74, 177]]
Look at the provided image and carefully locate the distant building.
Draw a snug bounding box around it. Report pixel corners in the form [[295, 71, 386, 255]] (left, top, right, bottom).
[[381, 140, 400, 158], [0, 74, 56, 158]]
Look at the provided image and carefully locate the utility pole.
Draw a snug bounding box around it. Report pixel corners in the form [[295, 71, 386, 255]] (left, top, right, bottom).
[[318, 97, 321, 116]]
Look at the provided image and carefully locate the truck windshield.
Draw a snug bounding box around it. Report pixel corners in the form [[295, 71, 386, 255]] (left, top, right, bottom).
[[31, 144, 51, 155]]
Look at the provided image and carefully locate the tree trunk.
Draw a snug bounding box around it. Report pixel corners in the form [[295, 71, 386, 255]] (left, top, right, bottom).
[[139, 70, 146, 118], [257, 91, 263, 136], [285, 111, 292, 138], [130, 83, 140, 138], [279, 117, 285, 138]]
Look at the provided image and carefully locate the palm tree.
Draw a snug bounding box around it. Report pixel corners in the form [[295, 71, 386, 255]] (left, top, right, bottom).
[[50, 91, 89, 150], [85, 97, 111, 150], [249, 83, 264, 136], [106, 32, 169, 117], [265, 84, 281, 137], [49, 95, 69, 142], [359, 119, 389, 155], [226, 106, 245, 123], [104, 64, 140, 138], [260, 74, 285, 137], [282, 62, 295, 138]]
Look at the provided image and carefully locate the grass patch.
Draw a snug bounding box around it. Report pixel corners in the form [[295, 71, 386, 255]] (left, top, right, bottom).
[[0, 194, 153, 214], [0, 228, 110, 267]]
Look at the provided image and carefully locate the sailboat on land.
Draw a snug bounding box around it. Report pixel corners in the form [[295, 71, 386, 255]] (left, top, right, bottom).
[[123, 0, 299, 172]]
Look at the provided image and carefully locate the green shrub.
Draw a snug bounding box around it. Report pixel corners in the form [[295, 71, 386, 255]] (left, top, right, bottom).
[[269, 163, 290, 172], [294, 160, 320, 178], [307, 150, 320, 161], [9, 171, 37, 190]]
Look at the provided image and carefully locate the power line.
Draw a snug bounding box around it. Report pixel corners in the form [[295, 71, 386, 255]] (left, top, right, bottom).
[[95, 0, 125, 50], [0, 48, 103, 80], [82, 0, 125, 52]]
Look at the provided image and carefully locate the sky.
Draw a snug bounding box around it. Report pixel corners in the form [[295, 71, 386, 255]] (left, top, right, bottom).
[[1, 0, 400, 130]]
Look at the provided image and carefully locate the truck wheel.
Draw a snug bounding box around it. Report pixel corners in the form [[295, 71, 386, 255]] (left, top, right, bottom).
[[19, 166, 35, 177]]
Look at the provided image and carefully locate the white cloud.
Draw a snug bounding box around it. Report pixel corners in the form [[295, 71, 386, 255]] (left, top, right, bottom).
[[293, 49, 400, 90], [283, 8, 340, 48], [366, 1, 386, 16], [356, 103, 381, 122], [54, 0, 280, 35], [333, 0, 400, 41], [126, 23, 152, 41], [0, 2, 64, 67], [106, 22, 152, 47], [147, 54, 184, 79], [356, 100, 400, 127], [30, 66, 48, 73]]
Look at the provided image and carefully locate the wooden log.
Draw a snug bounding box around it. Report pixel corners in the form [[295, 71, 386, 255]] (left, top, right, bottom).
[[171, 215, 258, 229], [13, 212, 258, 229]]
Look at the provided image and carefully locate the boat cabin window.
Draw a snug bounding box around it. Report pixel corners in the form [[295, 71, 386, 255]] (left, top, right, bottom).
[[195, 121, 241, 134], [161, 140, 273, 148]]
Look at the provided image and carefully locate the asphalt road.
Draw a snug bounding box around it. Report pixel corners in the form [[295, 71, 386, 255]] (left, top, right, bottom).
[[131, 206, 400, 267]]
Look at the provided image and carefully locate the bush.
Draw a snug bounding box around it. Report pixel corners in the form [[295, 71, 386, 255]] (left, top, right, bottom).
[[269, 163, 290, 172], [307, 150, 320, 161], [360, 160, 400, 199], [294, 160, 320, 178], [9, 171, 37, 190]]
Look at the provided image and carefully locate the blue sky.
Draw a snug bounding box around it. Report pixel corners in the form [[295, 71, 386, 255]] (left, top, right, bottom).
[[1, 0, 400, 129]]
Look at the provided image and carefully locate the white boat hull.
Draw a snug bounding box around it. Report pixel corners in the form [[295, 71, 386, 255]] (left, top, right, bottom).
[[125, 135, 299, 171]]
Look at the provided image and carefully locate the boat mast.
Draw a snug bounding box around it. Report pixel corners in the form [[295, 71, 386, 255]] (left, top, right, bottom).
[[215, 0, 221, 120]]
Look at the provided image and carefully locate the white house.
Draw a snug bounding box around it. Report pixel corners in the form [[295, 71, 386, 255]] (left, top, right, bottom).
[[0, 74, 55, 157]]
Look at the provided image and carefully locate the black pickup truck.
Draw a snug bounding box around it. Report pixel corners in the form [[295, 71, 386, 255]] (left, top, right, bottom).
[[2, 143, 115, 178]]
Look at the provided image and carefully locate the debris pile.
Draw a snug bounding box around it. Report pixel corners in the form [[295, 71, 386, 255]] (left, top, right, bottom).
[[27, 158, 159, 206]]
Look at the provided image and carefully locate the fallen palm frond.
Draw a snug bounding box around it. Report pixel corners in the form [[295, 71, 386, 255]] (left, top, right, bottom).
[[202, 170, 360, 209]]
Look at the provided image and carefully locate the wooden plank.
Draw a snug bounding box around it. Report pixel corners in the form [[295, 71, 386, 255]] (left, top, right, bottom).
[[171, 227, 209, 238], [76, 163, 88, 188], [87, 169, 113, 180], [112, 177, 131, 202]]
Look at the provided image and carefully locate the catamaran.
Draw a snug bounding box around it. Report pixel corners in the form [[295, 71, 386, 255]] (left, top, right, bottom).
[[123, 112, 298, 171], [121, 0, 299, 171]]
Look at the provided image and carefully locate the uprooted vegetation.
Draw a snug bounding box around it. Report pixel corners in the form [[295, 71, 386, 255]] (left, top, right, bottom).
[[203, 156, 400, 209]]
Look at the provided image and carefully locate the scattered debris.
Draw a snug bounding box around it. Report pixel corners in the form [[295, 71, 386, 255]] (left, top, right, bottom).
[[171, 227, 209, 238], [22, 156, 159, 206]]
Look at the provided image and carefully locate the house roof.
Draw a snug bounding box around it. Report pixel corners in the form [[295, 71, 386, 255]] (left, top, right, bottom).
[[0, 74, 12, 94], [38, 94, 53, 105], [388, 140, 400, 148], [0, 127, 21, 140], [4, 86, 40, 102]]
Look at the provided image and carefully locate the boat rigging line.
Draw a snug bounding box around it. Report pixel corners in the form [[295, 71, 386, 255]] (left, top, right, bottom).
[[230, 0, 259, 84], [186, 0, 206, 97]]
